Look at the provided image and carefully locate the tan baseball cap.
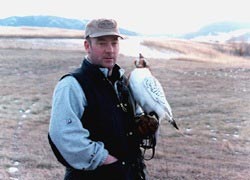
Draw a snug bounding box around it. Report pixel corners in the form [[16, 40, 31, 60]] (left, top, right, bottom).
[[84, 18, 123, 39]]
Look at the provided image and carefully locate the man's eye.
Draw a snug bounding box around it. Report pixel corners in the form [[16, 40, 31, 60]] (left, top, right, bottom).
[[98, 42, 106, 46]]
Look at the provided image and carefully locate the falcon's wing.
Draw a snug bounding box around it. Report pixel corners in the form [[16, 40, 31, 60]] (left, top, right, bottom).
[[143, 76, 172, 112]]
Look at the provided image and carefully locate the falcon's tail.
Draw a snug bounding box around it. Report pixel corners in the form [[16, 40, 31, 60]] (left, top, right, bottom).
[[165, 112, 179, 130], [169, 118, 179, 130]]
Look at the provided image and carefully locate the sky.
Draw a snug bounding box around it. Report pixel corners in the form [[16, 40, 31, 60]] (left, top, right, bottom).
[[0, 0, 249, 35]]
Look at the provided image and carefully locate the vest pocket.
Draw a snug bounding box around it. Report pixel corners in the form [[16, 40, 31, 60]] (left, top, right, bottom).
[[98, 160, 127, 179]]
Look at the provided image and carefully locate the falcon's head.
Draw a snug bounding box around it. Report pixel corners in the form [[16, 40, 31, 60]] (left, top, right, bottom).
[[134, 53, 149, 68]]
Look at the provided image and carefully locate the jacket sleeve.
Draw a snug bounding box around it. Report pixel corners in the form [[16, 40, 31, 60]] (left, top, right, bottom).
[[49, 76, 108, 170]]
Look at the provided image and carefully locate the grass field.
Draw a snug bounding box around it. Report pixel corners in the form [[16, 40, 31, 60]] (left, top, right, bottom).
[[0, 27, 250, 180]]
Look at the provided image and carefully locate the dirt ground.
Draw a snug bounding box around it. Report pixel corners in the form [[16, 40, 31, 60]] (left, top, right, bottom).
[[0, 45, 250, 180]]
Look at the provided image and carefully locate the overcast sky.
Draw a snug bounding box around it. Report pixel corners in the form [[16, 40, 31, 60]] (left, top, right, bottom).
[[0, 0, 249, 35]]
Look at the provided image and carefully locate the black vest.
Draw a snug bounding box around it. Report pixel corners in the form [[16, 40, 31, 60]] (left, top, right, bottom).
[[71, 59, 141, 163], [48, 60, 146, 179], [48, 59, 148, 179]]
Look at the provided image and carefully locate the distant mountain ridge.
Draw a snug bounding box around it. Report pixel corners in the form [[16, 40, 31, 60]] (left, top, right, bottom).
[[0, 15, 139, 36], [0, 16, 250, 41], [182, 21, 250, 39]]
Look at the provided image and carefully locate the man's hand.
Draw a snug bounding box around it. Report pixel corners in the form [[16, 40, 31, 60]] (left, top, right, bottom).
[[102, 155, 118, 165], [136, 114, 159, 137]]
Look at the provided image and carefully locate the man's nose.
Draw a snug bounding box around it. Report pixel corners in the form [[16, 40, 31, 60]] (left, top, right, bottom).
[[105, 43, 114, 52]]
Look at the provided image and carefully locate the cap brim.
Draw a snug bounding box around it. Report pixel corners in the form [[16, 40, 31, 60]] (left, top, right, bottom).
[[87, 32, 124, 39]]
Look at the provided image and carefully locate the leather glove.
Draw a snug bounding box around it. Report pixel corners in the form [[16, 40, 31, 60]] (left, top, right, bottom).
[[135, 114, 159, 137]]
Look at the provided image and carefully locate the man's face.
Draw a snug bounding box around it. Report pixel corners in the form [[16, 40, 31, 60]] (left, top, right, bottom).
[[85, 36, 120, 70]]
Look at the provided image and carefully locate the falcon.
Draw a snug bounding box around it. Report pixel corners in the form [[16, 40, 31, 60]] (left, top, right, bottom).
[[129, 53, 179, 130]]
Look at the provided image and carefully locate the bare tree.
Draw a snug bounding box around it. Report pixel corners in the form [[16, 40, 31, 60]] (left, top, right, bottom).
[[230, 37, 250, 57]]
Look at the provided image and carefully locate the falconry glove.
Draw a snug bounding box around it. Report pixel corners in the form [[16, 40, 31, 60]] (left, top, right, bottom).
[[135, 114, 159, 160], [135, 114, 159, 138]]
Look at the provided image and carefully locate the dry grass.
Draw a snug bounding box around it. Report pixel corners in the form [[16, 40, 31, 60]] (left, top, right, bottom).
[[0, 26, 84, 39], [0, 27, 250, 179], [142, 39, 250, 65]]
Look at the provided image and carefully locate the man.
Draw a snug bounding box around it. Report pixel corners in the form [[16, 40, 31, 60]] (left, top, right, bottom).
[[48, 18, 158, 180]]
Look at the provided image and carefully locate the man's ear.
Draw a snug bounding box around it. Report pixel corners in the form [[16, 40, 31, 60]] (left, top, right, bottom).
[[84, 40, 90, 53]]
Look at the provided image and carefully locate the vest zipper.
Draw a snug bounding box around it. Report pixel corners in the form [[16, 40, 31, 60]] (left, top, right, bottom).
[[120, 103, 127, 112], [105, 77, 128, 112]]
